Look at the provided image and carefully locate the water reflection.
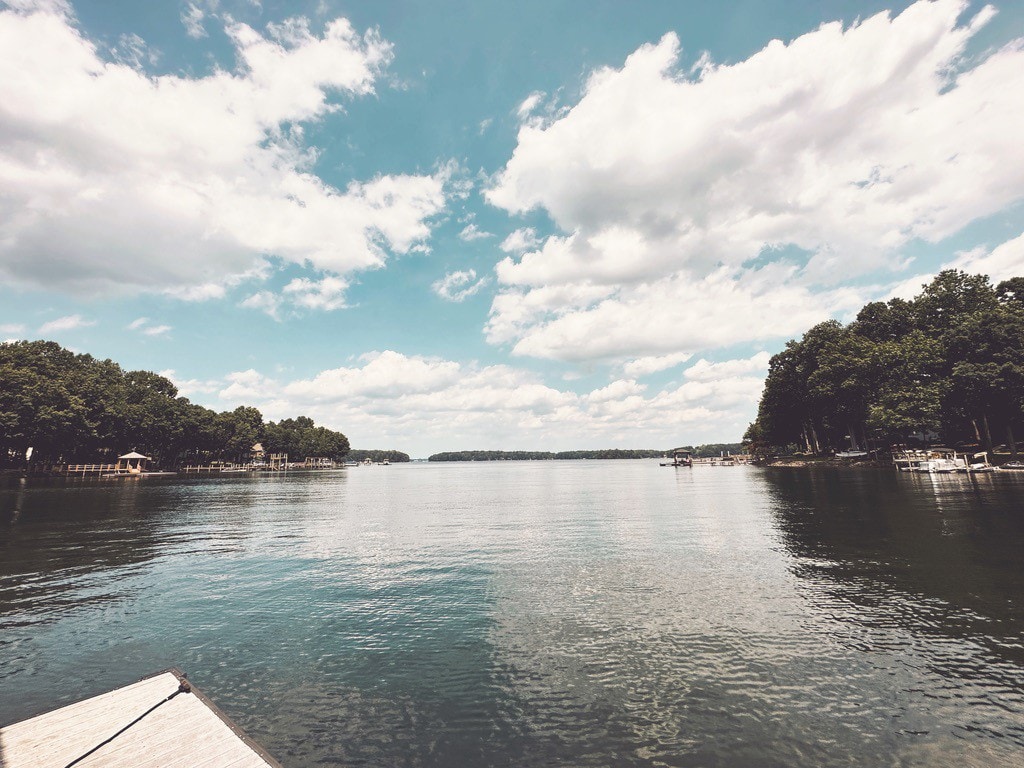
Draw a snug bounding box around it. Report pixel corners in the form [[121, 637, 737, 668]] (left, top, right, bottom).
[[2, 465, 1024, 767], [763, 468, 1024, 755]]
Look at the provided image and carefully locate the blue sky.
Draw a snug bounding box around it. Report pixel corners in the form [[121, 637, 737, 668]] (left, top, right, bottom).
[[2, 0, 1023, 457]]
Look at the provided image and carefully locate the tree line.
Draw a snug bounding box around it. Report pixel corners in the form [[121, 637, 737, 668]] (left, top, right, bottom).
[[347, 449, 411, 463], [745, 271, 1024, 457], [427, 446, 742, 462], [0, 340, 351, 467], [676, 443, 745, 458]]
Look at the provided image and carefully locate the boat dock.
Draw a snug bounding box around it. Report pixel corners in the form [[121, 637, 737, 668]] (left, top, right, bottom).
[[0, 669, 280, 767]]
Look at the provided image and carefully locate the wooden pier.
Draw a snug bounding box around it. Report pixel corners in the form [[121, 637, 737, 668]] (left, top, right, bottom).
[[64, 463, 118, 476], [0, 669, 280, 767]]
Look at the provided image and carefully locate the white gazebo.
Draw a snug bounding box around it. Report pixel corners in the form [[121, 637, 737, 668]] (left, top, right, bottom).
[[116, 451, 150, 474]]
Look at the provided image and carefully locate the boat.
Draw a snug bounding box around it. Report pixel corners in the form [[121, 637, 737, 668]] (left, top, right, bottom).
[[907, 452, 968, 473], [998, 461, 1024, 471], [967, 452, 995, 472], [0, 668, 281, 767], [835, 450, 868, 459], [660, 449, 693, 467]]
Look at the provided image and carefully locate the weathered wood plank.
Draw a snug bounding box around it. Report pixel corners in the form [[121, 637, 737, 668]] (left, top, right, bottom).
[[0, 670, 279, 768]]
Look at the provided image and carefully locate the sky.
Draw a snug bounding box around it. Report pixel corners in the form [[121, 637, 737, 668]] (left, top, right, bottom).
[[2, 0, 1024, 458]]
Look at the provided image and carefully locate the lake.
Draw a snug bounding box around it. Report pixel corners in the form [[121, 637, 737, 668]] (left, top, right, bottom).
[[2, 462, 1024, 767]]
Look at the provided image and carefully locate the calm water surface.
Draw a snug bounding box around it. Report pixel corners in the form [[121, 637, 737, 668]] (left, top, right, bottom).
[[2, 462, 1024, 766]]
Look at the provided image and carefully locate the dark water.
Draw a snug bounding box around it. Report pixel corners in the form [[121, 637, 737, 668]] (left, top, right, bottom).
[[2, 463, 1024, 767]]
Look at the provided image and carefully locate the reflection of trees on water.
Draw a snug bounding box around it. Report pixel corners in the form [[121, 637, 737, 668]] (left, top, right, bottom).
[[0, 478, 166, 624], [0, 473, 350, 628], [763, 468, 1024, 687]]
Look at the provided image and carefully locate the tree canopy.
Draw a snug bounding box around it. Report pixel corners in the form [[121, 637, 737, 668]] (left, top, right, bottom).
[[427, 445, 744, 462], [0, 341, 350, 467], [745, 270, 1024, 457]]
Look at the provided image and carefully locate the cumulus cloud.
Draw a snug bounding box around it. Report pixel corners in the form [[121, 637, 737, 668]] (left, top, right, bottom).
[[209, 350, 765, 455], [432, 269, 487, 302], [621, 352, 692, 378], [883, 230, 1024, 300], [240, 290, 284, 320], [484, 0, 1024, 363], [38, 313, 94, 333], [240, 275, 351, 317], [499, 227, 540, 254], [159, 368, 221, 398], [0, 322, 26, 334], [683, 351, 771, 382], [0, 4, 445, 299], [283, 275, 349, 311], [947, 232, 1024, 283], [487, 263, 866, 361]]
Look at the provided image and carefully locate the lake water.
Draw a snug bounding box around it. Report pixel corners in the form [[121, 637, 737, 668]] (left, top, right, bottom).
[[2, 462, 1024, 767]]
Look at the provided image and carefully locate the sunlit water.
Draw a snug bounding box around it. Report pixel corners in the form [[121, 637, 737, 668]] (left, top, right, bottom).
[[2, 462, 1024, 767]]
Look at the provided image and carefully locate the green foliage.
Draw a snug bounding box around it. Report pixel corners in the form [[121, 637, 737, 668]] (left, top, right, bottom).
[[748, 270, 1024, 455], [427, 446, 742, 461], [347, 449, 410, 463], [0, 341, 351, 467]]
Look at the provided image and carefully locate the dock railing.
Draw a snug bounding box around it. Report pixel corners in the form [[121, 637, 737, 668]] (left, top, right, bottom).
[[65, 463, 118, 475]]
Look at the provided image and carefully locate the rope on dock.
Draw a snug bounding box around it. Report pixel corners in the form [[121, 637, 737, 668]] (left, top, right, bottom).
[[62, 678, 192, 767]]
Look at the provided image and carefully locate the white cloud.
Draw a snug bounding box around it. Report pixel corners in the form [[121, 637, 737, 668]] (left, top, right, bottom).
[[209, 350, 763, 456], [0, 322, 26, 334], [283, 275, 349, 311], [159, 368, 221, 398], [621, 352, 692, 378], [181, 3, 209, 39], [585, 378, 646, 403], [2, 1, 71, 14], [486, 263, 866, 362], [499, 227, 540, 254], [110, 32, 159, 69], [241, 274, 350, 317], [458, 223, 492, 241], [0, 5, 446, 298], [516, 91, 545, 119], [432, 269, 487, 302], [38, 313, 94, 333], [948, 232, 1024, 284], [166, 283, 228, 302], [683, 351, 771, 382], [220, 368, 279, 403], [484, 1, 1024, 363], [127, 316, 171, 336], [240, 290, 284, 320], [883, 230, 1024, 300]]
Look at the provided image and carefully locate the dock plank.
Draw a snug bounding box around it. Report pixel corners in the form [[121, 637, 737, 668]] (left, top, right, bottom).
[[0, 671, 279, 768]]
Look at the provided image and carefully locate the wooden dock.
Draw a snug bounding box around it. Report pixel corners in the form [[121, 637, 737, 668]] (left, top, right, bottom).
[[0, 669, 281, 767]]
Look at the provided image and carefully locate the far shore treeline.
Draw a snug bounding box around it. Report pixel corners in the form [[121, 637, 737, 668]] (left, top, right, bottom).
[[0, 340, 373, 468], [745, 271, 1024, 457], [428, 445, 743, 462]]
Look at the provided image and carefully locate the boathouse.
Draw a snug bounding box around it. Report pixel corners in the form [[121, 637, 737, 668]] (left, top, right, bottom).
[[116, 451, 150, 474]]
